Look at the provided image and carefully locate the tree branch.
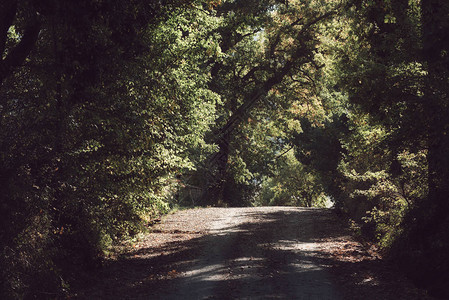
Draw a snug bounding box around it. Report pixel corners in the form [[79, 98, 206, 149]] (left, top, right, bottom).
[[209, 9, 339, 164], [275, 146, 294, 159]]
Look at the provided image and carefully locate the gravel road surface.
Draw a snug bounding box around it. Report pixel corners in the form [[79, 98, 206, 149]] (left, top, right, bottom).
[[77, 207, 432, 300], [155, 207, 339, 299]]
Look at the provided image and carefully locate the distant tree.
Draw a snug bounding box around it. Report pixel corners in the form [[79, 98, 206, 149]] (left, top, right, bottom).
[[195, 0, 342, 205]]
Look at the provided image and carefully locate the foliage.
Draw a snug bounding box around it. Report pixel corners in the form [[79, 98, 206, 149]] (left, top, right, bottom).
[[309, 0, 449, 297], [0, 1, 219, 297], [2, 0, 449, 298], [256, 150, 328, 207]]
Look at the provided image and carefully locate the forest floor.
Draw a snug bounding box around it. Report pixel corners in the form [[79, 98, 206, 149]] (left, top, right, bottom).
[[75, 207, 433, 299]]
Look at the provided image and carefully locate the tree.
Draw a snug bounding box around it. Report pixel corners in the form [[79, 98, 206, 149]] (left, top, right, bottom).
[[325, 0, 449, 296], [0, 1, 220, 297], [193, 0, 342, 205]]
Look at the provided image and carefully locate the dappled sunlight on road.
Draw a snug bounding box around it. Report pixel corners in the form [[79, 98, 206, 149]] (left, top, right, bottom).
[[76, 207, 431, 300]]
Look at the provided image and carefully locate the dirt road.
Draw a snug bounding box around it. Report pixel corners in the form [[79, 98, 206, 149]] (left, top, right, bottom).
[[77, 207, 432, 299]]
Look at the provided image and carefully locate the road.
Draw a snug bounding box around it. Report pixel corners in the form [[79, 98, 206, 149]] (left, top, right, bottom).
[[155, 207, 340, 299], [77, 207, 431, 300]]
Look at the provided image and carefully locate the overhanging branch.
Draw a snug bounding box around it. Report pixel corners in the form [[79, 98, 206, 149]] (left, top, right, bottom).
[[213, 9, 339, 143]]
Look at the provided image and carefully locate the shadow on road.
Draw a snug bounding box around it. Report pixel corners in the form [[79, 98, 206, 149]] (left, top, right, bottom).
[[75, 208, 423, 300]]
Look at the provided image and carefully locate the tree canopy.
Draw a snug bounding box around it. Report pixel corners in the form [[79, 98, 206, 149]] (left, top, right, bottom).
[[1, 0, 449, 298]]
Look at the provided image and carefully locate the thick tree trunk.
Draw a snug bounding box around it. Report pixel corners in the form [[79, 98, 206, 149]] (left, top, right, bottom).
[[199, 132, 231, 205]]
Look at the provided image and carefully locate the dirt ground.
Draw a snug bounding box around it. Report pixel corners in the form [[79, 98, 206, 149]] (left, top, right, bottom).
[[74, 207, 433, 299]]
